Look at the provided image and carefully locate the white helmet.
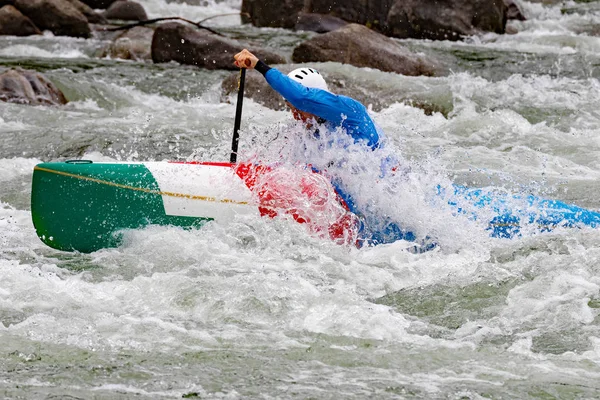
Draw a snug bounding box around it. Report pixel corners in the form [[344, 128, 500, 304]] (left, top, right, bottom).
[[287, 68, 329, 92]]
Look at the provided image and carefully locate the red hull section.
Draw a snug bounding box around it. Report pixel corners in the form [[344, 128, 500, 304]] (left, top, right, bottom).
[[169, 161, 358, 245]]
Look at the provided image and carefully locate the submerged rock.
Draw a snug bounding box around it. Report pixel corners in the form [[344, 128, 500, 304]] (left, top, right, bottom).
[[100, 25, 153, 60], [151, 22, 286, 70], [0, 5, 41, 36], [14, 0, 91, 38], [102, 0, 147, 21], [292, 24, 440, 76], [294, 12, 348, 33], [0, 69, 68, 106]]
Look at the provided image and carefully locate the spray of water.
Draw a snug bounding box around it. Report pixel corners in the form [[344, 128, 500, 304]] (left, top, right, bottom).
[[236, 116, 494, 252]]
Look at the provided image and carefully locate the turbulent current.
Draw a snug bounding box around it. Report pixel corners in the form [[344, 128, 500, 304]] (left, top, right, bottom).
[[2, 0, 600, 398]]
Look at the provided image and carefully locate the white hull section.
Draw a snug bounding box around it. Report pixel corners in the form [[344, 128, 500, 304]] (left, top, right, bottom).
[[144, 163, 259, 221]]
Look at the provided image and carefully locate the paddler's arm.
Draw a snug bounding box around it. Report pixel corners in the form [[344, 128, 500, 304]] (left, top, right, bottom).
[[262, 67, 381, 149], [233, 49, 365, 127]]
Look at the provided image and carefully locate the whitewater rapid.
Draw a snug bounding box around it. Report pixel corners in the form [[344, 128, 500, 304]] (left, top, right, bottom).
[[2, 0, 600, 398]]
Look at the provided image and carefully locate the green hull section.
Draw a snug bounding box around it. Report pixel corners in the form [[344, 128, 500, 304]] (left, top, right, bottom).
[[31, 162, 211, 253]]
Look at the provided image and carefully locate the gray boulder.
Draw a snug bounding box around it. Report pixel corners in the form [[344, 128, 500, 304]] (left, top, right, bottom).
[[103, 0, 147, 21], [0, 5, 41, 36], [309, 0, 393, 31], [242, 0, 509, 40], [64, 0, 106, 23], [241, 0, 304, 29], [0, 69, 68, 105], [100, 25, 153, 60], [505, 0, 526, 21], [151, 22, 286, 70], [242, 0, 391, 31], [292, 24, 439, 76], [14, 0, 91, 38], [386, 0, 507, 40]]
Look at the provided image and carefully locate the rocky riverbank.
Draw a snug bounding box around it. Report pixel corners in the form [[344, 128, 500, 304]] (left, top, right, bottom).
[[1, 0, 529, 107]]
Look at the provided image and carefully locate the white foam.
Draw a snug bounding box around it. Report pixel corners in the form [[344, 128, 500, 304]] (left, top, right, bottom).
[[0, 44, 88, 59], [0, 116, 29, 131], [0, 158, 40, 182], [142, 0, 242, 25]]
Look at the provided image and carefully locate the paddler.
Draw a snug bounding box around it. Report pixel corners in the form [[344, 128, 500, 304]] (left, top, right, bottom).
[[234, 49, 381, 151], [233, 49, 432, 250]]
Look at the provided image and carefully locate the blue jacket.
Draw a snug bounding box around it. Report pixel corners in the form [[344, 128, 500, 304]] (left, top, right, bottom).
[[257, 64, 381, 150]]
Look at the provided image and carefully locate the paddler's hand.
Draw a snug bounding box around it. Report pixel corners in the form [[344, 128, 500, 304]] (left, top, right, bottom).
[[234, 49, 258, 69]]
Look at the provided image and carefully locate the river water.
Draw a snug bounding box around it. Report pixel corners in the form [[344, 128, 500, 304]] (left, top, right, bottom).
[[2, 0, 600, 398]]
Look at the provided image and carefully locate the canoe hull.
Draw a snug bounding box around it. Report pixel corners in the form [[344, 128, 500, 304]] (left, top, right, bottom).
[[31, 160, 600, 253], [31, 161, 257, 253]]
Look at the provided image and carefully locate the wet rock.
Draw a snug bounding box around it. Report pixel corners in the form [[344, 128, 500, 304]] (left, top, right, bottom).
[[103, 0, 147, 21], [151, 22, 286, 70], [292, 24, 439, 76], [241, 0, 304, 29], [505, 0, 526, 21], [64, 0, 106, 23], [505, 24, 519, 35], [243, 0, 509, 40], [79, 0, 117, 9], [309, 0, 393, 32], [386, 0, 507, 41], [0, 69, 68, 106], [242, 0, 392, 31], [0, 5, 41, 36], [100, 25, 153, 60], [294, 12, 348, 33], [14, 0, 91, 38]]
